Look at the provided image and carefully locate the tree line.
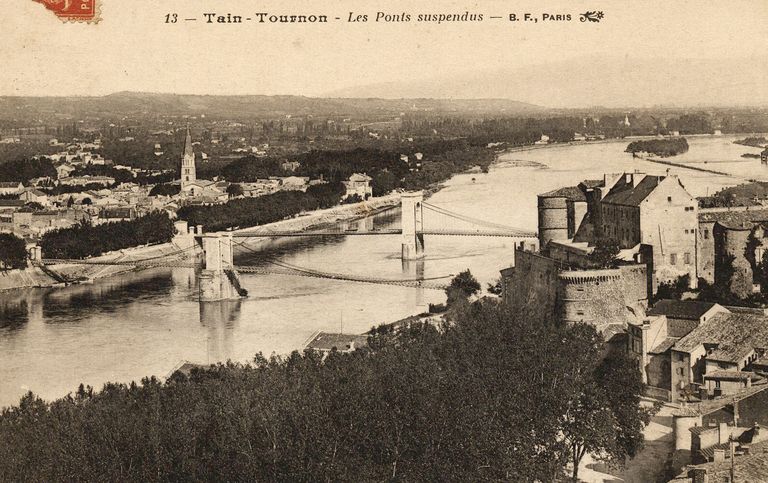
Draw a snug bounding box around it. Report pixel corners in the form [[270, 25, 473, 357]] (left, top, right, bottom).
[[39, 211, 175, 259], [0, 294, 651, 481], [177, 182, 346, 232]]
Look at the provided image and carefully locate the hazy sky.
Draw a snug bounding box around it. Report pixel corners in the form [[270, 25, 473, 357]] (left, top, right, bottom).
[[2, 0, 767, 103]]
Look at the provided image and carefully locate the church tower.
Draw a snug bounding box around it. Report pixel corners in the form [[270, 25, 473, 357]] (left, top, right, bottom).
[[180, 126, 196, 190]]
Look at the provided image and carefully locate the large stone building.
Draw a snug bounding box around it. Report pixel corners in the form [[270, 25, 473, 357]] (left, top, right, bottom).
[[697, 208, 768, 297], [537, 172, 698, 289]]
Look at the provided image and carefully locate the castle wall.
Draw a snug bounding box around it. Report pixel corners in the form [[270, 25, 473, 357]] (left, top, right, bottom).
[[714, 223, 753, 298], [501, 250, 559, 322]]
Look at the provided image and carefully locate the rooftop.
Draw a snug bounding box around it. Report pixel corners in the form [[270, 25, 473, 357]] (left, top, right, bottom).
[[704, 370, 762, 381], [648, 299, 719, 321], [692, 439, 768, 482], [538, 185, 586, 202], [305, 332, 368, 352], [674, 312, 768, 363], [579, 179, 604, 190], [698, 208, 768, 225], [601, 175, 665, 207], [650, 336, 680, 354]]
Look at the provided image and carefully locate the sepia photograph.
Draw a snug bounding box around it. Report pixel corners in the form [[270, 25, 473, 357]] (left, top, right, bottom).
[[1, 1, 768, 481]]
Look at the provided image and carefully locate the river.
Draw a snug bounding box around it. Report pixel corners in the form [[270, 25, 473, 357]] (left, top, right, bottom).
[[0, 135, 764, 408]]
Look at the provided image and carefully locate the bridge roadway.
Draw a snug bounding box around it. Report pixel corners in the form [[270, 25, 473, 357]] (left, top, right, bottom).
[[231, 228, 536, 238], [40, 258, 449, 290]]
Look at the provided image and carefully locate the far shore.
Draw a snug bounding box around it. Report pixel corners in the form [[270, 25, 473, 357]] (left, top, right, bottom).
[[2, 132, 755, 293]]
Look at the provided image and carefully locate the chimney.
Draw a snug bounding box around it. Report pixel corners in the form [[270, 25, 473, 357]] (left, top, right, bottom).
[[688, 468, 709, 483], [719, 422, 730, 445], [713, 448, 726, 462]]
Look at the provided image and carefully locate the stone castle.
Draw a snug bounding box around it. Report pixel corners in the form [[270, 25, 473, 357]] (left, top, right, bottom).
[[501, 171, 768, 334]]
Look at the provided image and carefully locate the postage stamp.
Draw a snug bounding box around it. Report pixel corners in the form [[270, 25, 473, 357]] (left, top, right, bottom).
[[33, 0, 100, 23]]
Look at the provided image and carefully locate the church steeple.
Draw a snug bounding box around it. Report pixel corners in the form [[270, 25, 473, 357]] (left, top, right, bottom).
[[181, 125, 196, 190]]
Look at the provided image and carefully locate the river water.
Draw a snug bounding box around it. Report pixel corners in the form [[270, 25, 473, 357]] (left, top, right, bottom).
[[0, 135, 764, 408]]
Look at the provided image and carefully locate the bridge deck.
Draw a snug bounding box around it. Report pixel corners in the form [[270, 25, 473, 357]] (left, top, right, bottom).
[[230, 229, 536, 238]]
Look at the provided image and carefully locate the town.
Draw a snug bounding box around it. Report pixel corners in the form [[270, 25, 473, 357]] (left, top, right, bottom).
[[1, 95, 768, 480]]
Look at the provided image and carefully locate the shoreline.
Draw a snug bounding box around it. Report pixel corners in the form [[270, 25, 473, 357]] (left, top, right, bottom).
[[2, 132, 746, 293]]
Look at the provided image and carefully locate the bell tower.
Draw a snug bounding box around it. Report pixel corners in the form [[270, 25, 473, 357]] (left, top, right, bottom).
[[181, 126, 196, 190]]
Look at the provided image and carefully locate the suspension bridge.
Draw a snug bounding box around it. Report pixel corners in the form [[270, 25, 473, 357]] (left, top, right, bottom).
[[38, 191, 537, 301]]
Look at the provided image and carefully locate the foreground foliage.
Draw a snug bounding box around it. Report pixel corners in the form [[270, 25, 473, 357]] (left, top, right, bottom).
[[0, 300, 649, 482]]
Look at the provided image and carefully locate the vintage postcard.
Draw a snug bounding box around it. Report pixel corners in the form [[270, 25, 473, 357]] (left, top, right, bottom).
[[1, 1, 767, 481]]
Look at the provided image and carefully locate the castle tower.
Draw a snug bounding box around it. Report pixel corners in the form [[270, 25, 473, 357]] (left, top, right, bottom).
[[181, 126, 196, 190]]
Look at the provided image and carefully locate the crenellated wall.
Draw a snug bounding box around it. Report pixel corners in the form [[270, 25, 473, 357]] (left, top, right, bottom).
[[502, 248, 648, 331]]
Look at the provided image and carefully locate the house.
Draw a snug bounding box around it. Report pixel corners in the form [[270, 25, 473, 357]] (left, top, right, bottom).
[[59, 176, 115, 187], [670, 308, 768, 401], [18, 188, 49, 206], [304, 331, 368, 355], [55, 163, 76, 179], [670, 385, 768, 478], [535, 134, 550, 145], [281, 161, 301, 172], [0, 182, 23, 196], [279, 176, 309, 191], [343, 173, 372, 201], [96, 207, 136, 225], [181, 179, 227, 200], [12, 208, 89, 237]]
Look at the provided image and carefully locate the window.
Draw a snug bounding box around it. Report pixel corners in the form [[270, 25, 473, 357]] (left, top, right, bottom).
[[668, 196, 672, 202], [715, 380, 721, 389], [684, 252, 692, 265], [704, 229, 710, 239], [677, 353, 685, 362], [670, 253, 677, 265]]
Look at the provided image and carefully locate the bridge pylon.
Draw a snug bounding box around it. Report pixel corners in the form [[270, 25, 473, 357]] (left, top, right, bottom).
[[401, 191, 425, 260], [197, 234, 247, 302]]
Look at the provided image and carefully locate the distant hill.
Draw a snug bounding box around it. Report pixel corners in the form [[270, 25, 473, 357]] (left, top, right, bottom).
[[0, 93, 544, 121], [325, 56, 768, 108]]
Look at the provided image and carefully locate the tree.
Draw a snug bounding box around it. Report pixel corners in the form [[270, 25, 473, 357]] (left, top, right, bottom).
[[562, 349, 652, 481], [655, 274, 690, 301], [0, 233, 27, 270], [487, 277, 503, 295], [371, 170, 398, 197], [149, 183, 181, 197], [588, 238, 620, 268], [226, 183, 243, 198], [446, 269, 480, 306]]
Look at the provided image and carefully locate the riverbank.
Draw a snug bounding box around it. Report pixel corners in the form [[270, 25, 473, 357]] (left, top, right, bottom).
[[0, 136, 660, 293]]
